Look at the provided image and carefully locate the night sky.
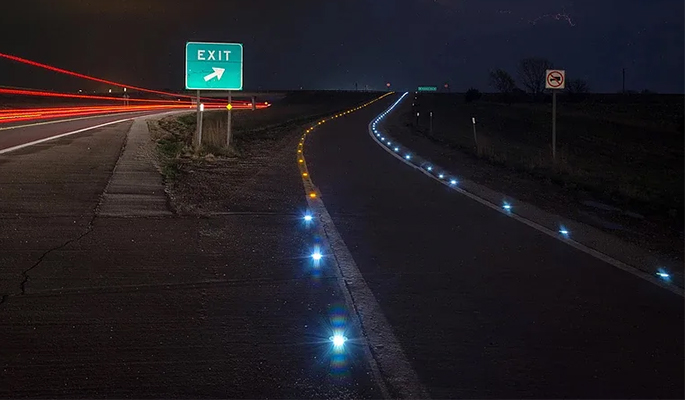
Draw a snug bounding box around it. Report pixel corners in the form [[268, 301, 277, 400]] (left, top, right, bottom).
[[0, 0, 683, 93]]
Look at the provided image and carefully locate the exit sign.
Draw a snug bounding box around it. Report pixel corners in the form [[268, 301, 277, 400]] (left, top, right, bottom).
[[418, 86, 437, 92], [185, 42, 243, 91]]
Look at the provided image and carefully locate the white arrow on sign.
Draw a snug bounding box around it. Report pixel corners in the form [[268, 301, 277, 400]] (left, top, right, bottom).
[[203, 67, 226, 82]]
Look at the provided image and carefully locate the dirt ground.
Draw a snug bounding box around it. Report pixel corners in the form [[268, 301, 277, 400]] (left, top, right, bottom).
[[386, 92, 683, 262], [149, 91, 382, 214]]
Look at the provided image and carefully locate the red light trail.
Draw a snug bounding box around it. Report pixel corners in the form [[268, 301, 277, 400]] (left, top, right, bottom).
[[0, 103, 269, 125], [0, 51, 271, 125], [0, 51, 213, 101]]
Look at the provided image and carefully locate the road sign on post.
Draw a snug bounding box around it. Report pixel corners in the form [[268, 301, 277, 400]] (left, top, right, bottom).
[[545, 70, 565, 90], [418, 86, 437, 92], [185, 42, 243, 91], [545, 69, 566, 161]]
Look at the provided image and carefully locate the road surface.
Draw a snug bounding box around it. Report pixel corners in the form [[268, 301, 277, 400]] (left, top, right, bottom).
[[0, 96, 682, 398], [302, 94, 684, 399], [0, 106, 386, 398], [0, 109, 177, 152]]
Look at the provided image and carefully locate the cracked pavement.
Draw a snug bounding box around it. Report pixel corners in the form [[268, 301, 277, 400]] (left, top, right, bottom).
[[0, 112, 383, 398]]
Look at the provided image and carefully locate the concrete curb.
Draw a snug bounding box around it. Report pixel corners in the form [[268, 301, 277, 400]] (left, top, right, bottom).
[[98, 113, 181, 217]]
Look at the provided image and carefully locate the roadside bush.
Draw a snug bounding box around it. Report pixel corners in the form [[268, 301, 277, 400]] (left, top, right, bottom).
[[465, 88, 482, 103]]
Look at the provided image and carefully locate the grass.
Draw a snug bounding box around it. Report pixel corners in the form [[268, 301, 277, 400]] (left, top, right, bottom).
[[407, 93, 684, 226], [151, 91, 381, 180]]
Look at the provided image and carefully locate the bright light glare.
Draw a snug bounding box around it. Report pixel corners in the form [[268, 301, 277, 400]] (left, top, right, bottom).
[[394, 147, 399, 152], [405, 154, 411, 160], [559, 227, 569, 236], [331, 334, 347, 348], [656, 268, 671, 281], [304, 214, 313, 222], [439, 174, 445, 179], [450, 179, 457, 185], [427, 166, 433, 171], [503, 203, 512, 211], [312, 251, 322, 261]]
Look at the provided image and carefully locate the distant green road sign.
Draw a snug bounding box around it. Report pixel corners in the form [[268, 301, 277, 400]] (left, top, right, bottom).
[[185, 42, 243, 90], [418, 86, 437, 92]]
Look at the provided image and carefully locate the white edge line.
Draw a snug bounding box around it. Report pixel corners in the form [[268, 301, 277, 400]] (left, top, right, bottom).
[[301, 95, 430, 399], [368, 93, 683, 298], [0, 118, 132, 155]]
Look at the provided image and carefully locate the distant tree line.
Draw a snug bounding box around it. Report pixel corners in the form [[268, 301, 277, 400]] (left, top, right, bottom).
[[486, 57, 590, 103]]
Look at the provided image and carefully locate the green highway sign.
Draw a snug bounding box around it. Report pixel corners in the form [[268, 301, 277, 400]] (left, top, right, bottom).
[[185, 42, 243, 90], [418, 86, 437, 92]]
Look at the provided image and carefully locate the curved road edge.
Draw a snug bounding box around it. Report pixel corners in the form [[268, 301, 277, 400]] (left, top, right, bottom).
[[369, 92, 683, 296], [297, 94, 431, 399]]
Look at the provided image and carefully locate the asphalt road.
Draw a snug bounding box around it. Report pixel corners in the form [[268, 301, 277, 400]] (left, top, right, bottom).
[[0, 110, 173, 152], [1, 97, 682, 399], [303, 94, 684, 399], [0, 111, 383, 398]]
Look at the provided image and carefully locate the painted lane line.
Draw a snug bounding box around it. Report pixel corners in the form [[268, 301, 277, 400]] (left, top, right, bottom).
[[298, 95, 429, 399], [368, 93, 683, 297], [0, 118, 132, 155], [0, 111, 151, 132]]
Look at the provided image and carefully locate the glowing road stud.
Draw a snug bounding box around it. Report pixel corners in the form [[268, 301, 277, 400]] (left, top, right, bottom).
[[656, 269, 671, 281], [559, 227, 570, 237], [394, 147, 399, 152], [330, 334, 347, 349], [503, 203, 512, 211], [311, 251, 322, 261], [439, 174, 445, 179], [309, 192, 317, 199], [405, 154, 411, 160], [302, 172, 308, 177], [450, 179, 457, 185]]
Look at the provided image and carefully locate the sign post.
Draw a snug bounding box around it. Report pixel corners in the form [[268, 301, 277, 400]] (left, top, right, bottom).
[[545, 69, 566, 161], [185, 42, 243, 148], [227, 91, 232, 148], [195, 91, 202, 147]]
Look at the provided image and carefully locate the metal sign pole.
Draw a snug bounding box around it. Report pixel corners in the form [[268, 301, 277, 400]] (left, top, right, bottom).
[[195, 90, 202, 148], [227, 91, 233, 148], [552, 91, 557, 161]]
